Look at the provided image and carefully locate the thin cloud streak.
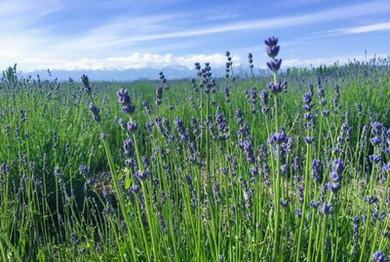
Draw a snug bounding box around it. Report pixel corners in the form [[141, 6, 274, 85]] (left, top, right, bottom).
[[335, 21, 390, 34], [283, 53, 389, 67], [88, 1, 390, 45]]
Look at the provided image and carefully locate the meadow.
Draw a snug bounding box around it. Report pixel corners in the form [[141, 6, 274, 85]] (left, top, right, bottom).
[[0, 37, 390, 261]]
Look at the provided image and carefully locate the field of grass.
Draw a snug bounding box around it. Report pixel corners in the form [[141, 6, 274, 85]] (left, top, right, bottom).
[[0, 38, 390, 261]]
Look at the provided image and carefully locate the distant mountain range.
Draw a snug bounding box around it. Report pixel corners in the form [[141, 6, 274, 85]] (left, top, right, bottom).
[[20, 66, 259, 81], [20, 66, 224, 82]]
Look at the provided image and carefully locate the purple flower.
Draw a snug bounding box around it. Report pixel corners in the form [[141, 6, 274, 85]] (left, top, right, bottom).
[[333, 159, 344, 175], [260, 90, 269, 105], [260, 90, 269, 112], [264, 36, 278, 47], [123, 138, 134, 157], [310, 200, 320, 209], [0, 163, 10, 174], [371, 251, 387, 262], [328, 182, 341, 193], [79, 164, 90, 178], [266, 45, 280, 58], [305, 136, 314, 144], [249, 166, 258, 176], [312, 159, 323, 183], [89, 103, 100, 122], [269, 128, 288, 145], [267, 59, 282, 72], [239, 139, 255, 164], [371, 136, 382, 146], [303, 91, 313, 107], [248, 53, 254, 68], [371, 121, 384, 136], [369, 154, 382, 163], [174, 117, 190, 141], [127, 120, 138, 133], [281, 164, 288, 176], [268, 81, 287, 94], [321, 202, 333, 215], [280, 199, 289, 208], [328, 159, 344, 193], [81, 74, 91, 94], [364, 195, 379, 205], [135, 168, 150, 181], [156, 84, 163, 105], [117, 88, 135, 114]]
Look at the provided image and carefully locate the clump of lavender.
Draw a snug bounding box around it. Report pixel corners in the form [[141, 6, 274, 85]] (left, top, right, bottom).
[[321, 202, 334, 215], [248, 52, 255, 80], [371, 121, 384, 144], [174, 117, 190, 142], [117, 88, 135, 114], [371, 251, 387, 262], [235, 108, 251, 143], [246, 88, 257, 113], [123, 138, 134, 157], [260, 90, 269, 113], [369, 121, 385, 165], [268, 81, 287, 94], [312, 159, 323, 183], [248, 53, 254, 70], [335, 115, 352, 156], [333, 85, 341, 113], [159, 71, 168, 90], [239, 139, 255, 164], [79, 164, 95, 190], [215, 108, 229, 141], [351, 215, 360, 257], [195, 62, 216, 94], [328, 159, 344, 193], [265, 36, 287, 94], [317, 77, 329, 117], [155, 84, 163, 105], [0, 163, 10, 174], [224, 86, 230, 103], [303, 85, 316, 143], [265, 37, 281, 67], [81, 74, 91, 94], [127, 120, 138, 133], [225, 51, 233, 79], [89, 103, 101, 122], [269, 128, 289, 146]]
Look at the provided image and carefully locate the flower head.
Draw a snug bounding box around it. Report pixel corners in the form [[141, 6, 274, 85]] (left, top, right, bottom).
[[117, 88, 135, 114], [371, 251, 387, 262], [81, 74, 91, 94]]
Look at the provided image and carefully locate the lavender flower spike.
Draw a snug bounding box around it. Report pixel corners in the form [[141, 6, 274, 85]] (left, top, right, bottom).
[[117, 88, 135, 114], [81, 74, 91, 94]]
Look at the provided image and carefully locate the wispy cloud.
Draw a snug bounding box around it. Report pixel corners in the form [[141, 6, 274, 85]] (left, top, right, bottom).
[[283, 53, 389, 67], [333, 21, 390, 34], [83, 1, 390, 45]]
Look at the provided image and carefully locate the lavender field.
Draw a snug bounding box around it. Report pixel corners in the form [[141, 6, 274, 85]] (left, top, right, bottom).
[[0, 37, 390, 261]]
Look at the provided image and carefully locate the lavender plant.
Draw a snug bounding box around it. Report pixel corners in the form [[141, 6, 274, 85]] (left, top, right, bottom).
[[0, 37, 389, 261]]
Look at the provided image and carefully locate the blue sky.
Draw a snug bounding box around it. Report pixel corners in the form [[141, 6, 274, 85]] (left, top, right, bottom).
[[1, 0, 390, 72]]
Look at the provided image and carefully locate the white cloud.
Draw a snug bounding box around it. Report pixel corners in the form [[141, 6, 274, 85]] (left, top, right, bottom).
[[13, 53, 241, 71]]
